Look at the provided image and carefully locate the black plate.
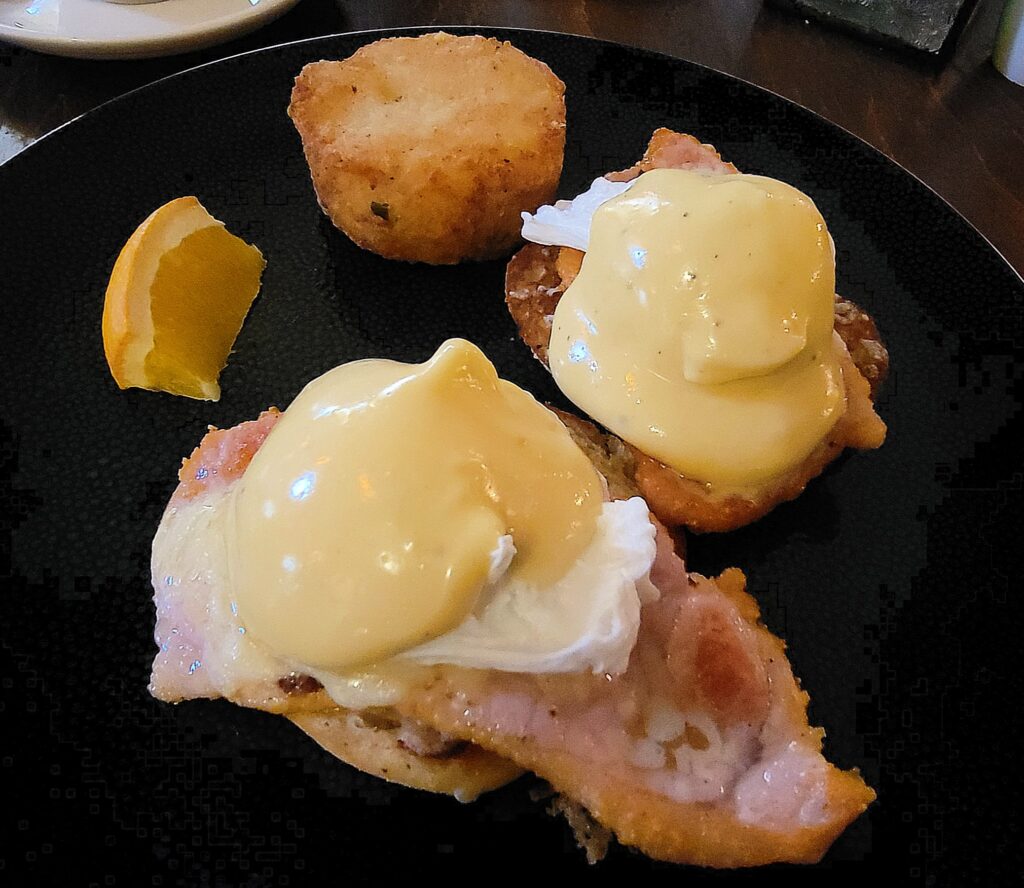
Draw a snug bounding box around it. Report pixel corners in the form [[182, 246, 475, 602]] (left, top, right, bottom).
[[1, 27, 1021, 885]]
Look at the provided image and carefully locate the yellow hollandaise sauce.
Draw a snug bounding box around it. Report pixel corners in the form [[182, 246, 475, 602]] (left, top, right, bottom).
[[225, 339, 602, 672], [549, 168, 846, 490]]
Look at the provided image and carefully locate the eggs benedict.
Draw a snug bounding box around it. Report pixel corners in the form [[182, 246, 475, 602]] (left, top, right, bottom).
[[149, 337, 874, 866], [507, 129, 888, 531], [151, 339, 658, 797]]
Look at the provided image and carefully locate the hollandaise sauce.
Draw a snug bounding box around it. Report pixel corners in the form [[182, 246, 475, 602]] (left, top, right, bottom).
[[549, 168, 846, 490], [225, 339, 602, 671]]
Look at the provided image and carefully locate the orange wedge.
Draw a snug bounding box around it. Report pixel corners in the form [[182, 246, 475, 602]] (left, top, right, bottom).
[[102, 196, 266, 401]]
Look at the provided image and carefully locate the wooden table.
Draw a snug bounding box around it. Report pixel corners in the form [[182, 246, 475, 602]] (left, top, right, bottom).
[[2, 0, 1022, 278]]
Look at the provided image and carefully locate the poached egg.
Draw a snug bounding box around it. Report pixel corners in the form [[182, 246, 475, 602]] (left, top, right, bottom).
[[522, 168, 847, 492], [152, 339, 657, 711]]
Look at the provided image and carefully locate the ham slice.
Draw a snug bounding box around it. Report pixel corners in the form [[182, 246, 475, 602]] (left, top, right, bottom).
[[149, 412, 873, 866]]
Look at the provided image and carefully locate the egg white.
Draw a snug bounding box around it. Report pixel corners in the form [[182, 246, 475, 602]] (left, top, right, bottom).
[[152, 486, 658, 711], [522, 172, 837, 262], [520, 176, 632, 251]]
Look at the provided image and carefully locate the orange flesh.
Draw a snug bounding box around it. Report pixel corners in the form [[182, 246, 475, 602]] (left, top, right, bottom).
[[145, 226, 265, 399]]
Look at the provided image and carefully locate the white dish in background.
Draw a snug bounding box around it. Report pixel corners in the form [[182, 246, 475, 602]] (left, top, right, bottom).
[[0, 0, 302, 60]]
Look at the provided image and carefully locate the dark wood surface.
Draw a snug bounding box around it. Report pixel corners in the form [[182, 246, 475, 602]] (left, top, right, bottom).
[[1, 0, 1022, 277]]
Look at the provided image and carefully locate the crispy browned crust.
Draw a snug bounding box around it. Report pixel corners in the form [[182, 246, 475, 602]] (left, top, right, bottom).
[[289, 708, 524, 802], [288, 32, 566, 265], [219, 672, 522, 799], [834, 295, 889, 398], [505, 131, 890, 533], [506, 243, 564, 364], [546, 794, 613, 864], [396, 567, 875, 867], [555, 407, 640, 501]]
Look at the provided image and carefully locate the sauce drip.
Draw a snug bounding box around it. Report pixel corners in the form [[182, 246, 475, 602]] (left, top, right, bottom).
[[549, 168, 845, 489], [227, 339, 602, 671]]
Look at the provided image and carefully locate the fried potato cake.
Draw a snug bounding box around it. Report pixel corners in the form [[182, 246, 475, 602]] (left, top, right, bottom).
[[288, 32, 566, 265]]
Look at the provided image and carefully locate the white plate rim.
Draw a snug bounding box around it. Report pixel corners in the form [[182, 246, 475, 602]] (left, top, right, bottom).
[[0, 0, 303, 60]]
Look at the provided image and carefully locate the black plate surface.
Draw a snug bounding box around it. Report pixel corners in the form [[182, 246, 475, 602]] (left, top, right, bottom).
[[1, 27, 1021, 885]]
